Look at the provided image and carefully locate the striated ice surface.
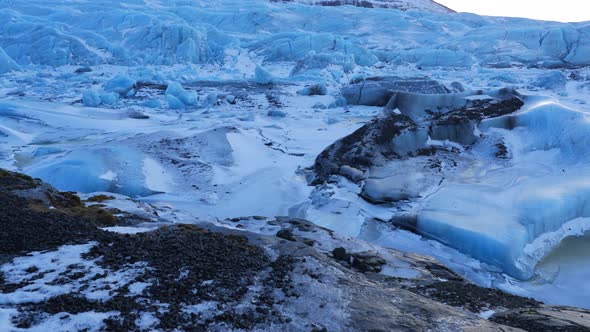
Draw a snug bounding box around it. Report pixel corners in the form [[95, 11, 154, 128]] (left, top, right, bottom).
[[0, 0, 588, 69]]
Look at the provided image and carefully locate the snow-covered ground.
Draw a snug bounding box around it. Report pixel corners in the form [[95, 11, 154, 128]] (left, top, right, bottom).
[[1, 0, 590, 311]]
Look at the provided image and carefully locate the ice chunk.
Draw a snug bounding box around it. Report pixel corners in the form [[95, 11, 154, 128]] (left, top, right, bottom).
[[166, 94, 185, 110], [103, 75, 136, 96], [254, 65, 274, 84], [418, 175, 590, 280], [141, 99, 161, 108], [342, 76, 449, 106], [205, 92, 218, 107], [165, 82, 197, 106], [83, 89, 102, 107], [100, 92, 119, 105], [165, 82, 186, 97], [226, 95, 236, 104], [363, 173, 423, 203]]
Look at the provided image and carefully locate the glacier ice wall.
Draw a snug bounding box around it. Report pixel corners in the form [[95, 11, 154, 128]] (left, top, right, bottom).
[[1, 0, 589, 69]]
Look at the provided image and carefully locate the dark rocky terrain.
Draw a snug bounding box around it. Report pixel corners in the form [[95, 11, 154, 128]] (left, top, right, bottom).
[[312, 86, 524, 187], [1, 169, 589, 331]]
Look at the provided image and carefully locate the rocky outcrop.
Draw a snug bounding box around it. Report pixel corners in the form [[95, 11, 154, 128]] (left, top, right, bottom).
[[1, 169, 589, 331], [312, 88, 524, 186], [312, 111, 418, 184]]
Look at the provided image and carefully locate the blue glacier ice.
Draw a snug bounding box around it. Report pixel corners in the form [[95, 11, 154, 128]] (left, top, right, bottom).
[[27, 147, 157, 197], [413, 101, 590, 279], [0, 47, 19, 74], [83, 89, 119, 107], [290, 52, 356, 76], [205, 92, 218, 107], [104, 75, 136, 96], [165, 82, 198, 107], [401, 49, 474, 68], [141, 99, 161, 109], [166, 94, 185, 110], [533, 71, 567, 90], [100, 92, 120, 105], [254, 65, 274, 84], [0, 0, 589, 70], [82, 89, 102, 107]]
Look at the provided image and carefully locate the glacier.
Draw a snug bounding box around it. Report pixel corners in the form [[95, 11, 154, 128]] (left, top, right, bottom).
[[0, 47, 18, 75], [1, 0, 590, 312], [1, 0, 589, 69]]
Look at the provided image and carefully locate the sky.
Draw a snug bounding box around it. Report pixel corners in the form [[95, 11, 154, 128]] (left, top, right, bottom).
[[437, 0, 590, 23]]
